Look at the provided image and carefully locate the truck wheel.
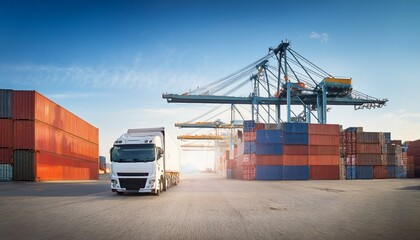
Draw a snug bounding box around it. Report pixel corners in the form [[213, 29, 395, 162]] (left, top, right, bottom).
[[162, 178, 167, 191]]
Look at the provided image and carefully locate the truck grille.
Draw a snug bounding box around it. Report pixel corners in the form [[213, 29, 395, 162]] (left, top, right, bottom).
[[118, 172, 149, 177], [118, 178, 147, 190]]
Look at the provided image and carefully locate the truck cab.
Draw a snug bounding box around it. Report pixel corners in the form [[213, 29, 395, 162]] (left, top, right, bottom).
[[110, 129, 165, 195]]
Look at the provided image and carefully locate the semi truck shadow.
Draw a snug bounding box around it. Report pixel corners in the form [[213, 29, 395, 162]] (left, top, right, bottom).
[[398, 185, 420, 191]]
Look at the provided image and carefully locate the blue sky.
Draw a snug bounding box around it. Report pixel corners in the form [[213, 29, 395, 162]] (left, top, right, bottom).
[[1, 0, 419, 170]]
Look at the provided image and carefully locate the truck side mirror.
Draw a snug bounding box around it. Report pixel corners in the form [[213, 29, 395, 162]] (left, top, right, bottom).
[[157, 148, 164, 159]]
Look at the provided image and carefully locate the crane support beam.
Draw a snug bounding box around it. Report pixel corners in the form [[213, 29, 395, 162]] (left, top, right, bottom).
[[163, 93, 387, 107]]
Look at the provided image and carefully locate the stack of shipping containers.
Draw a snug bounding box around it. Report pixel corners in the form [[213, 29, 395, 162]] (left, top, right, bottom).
[[282, 123, 309, 180], [356, 132, 383, 179], [308, 124, 340, 180], [255, 126, 283, 180], [0, 89, 99, 181], [407, 140, 420, 178], [0, 90, 13, 181]]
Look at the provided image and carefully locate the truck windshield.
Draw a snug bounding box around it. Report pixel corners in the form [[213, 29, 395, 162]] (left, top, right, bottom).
[[111, 144, 155, 162]]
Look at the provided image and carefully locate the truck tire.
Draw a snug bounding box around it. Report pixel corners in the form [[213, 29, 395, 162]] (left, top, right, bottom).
[[162, 177, 167, 191]]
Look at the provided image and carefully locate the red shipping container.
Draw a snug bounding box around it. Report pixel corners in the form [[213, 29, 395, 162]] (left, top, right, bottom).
[[283, 145, 308, 155], [309, 145, 340, 155], [309, 155, 339, 165], [283, 155, 308, 166], [243, 154, 256, 164], [356, 143, 382, 154], [308, 124, 340, 136], [234, 166, 243, 180], [236, 155, 244, 167], [13, 120, 35, 149], [373, 166, 387, 179], [356, 154, 382, 166], [309, 135, 340, 146], [256, 155, 283, 166], [243, 132, 256, 142], [243, 164, 256, 180], [0, 119, 13, 148], [310, 165, 339, 180], [0, 148, 13, 164], [254, 123, 265, 131], [12, 90, 35, 120]]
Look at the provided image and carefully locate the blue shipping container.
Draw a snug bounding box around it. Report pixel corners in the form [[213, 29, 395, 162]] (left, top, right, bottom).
[[387, 166, 397, 178], [283, 123, 308, 133], [243, 120, 255, 132], [256, 143, 283, 155], [384, 132, 391, 144], [0, 89, 12, 118], [244, 142, 256, 154], [227, 169, 234, 179], [256, 130, 283, 144], [283, 166, 309, 180], [346, 166, 357, 180], [256, 165, 283, 180], [356, 166, 373, 179], [283, 132, 309, 145], [396, 166, 407, 178], [0, 164, 12, 181]]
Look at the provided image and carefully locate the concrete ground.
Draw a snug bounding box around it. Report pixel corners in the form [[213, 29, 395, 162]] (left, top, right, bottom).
[[0, 173, 419, 240]]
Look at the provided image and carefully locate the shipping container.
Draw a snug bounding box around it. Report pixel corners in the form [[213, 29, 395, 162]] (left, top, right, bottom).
[[244, 142, 256, 154], [283, 145, 308, 155], [309, 135, 340, 146], [308, 124, 340, 136], [243, 131, 256, 142], [387, 166, 397, 178], [356, 154, 382, 166], [242, 164, 256, 180], [256, 130, 283, 144], [0, 164, 12, 181], [227, 169, 234, 179], [308, 155, 339, 166], [346, 166, 356, 180], [356, 132, 384, 144], [255, 143, 283, 155], [356, 166, 373, 179], [256, 155, 283, 166], [346, 155, 356, 166], [356, 143, 382, 154], [283, 133, 308, 145], [243, 120, 255, 132], [396, 166, 407, 178], [310, 165, 339, 180], [373, 166, 387, 179], [384, 132, 391, 144], [283, 166, 309, 180], [264, 123, 280, 130], [283, 155, 308, 166], [283, 123, 308, 133], [0, 119, 13, 148], [256, 165, 283, 180], [234, 166, 243, 180], [13, 150, 36, 181], [0, 148, 13, 164], [308, 145, 339, 155], [0, 89, 12, 118]]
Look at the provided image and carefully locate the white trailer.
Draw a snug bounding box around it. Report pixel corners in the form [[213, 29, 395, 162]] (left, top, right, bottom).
[[110, 127, 180, 195]]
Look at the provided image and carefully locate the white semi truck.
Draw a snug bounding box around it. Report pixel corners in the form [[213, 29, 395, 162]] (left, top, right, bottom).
[[110, 127, 180, 195]]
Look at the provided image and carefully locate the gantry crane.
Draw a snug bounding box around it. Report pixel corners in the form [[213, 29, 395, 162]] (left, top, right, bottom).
[[163, 40, 388, 124]]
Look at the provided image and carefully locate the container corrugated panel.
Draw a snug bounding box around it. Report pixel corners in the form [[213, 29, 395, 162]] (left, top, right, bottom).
[[356, 132, 384, 144], [256, 155, 283, 166], [308, 124, 340, 136], [283, 166, 309, 180], [242, 154, 256, 165], [254, 123, 265, 131], [346, 166, 356, 179], [283, 133, 308, 145], [243, 131, 256, 142], [0, 148, 13, 164], [387, 166, 397, 178], [356, 166, 373, 179], [255, 143, 283, 155], [264, 123, 280, 130], [283, 155, 308, 166], [283, 123, 308, 133], [356, 143, 381, 154], [0, 119, 13, 148], [308, 155, 339, 166], [12, 90, 35, 120], [0, 164, 12, 181], [309, 135, 340, 146], [36, 151, 98, 181], [310, 165, 339, 180], [396, 166, 406, 178], [13, 120, 35, 149], [256, 165, 283, 180], [373, 166, 387, 179], [256, 130, 283, 144], [308, 145, 339, 155], [13, 150, 36, 181], [356, 154, 382, 166], [283, 145, 308, 155], [244, 142, 256, 154], [0, 89, 12, 118], [384, 132, 391, 144], [243, 164, 255, 180], [227, 169, 234, 179], [243, 120, 255, 132]]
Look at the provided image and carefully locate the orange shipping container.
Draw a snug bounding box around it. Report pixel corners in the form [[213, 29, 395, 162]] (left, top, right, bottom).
[[243, 131, 256, 142], [373, 166, 387, 179], [309, 145, 340, 155], [309, 155, 340, 165], [283, 155, 308, 166], [309, 135, 340, 146], [308, 124, 340, 136], [0, 119, 13, 148], [356, 143, 381, 154], [283, 145, 308, 155], [256, 155, 283, 166], [310, 165, 339, 180]]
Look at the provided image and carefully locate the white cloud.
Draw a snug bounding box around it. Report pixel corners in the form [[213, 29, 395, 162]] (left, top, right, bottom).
[[310, 31, 329, 42]]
